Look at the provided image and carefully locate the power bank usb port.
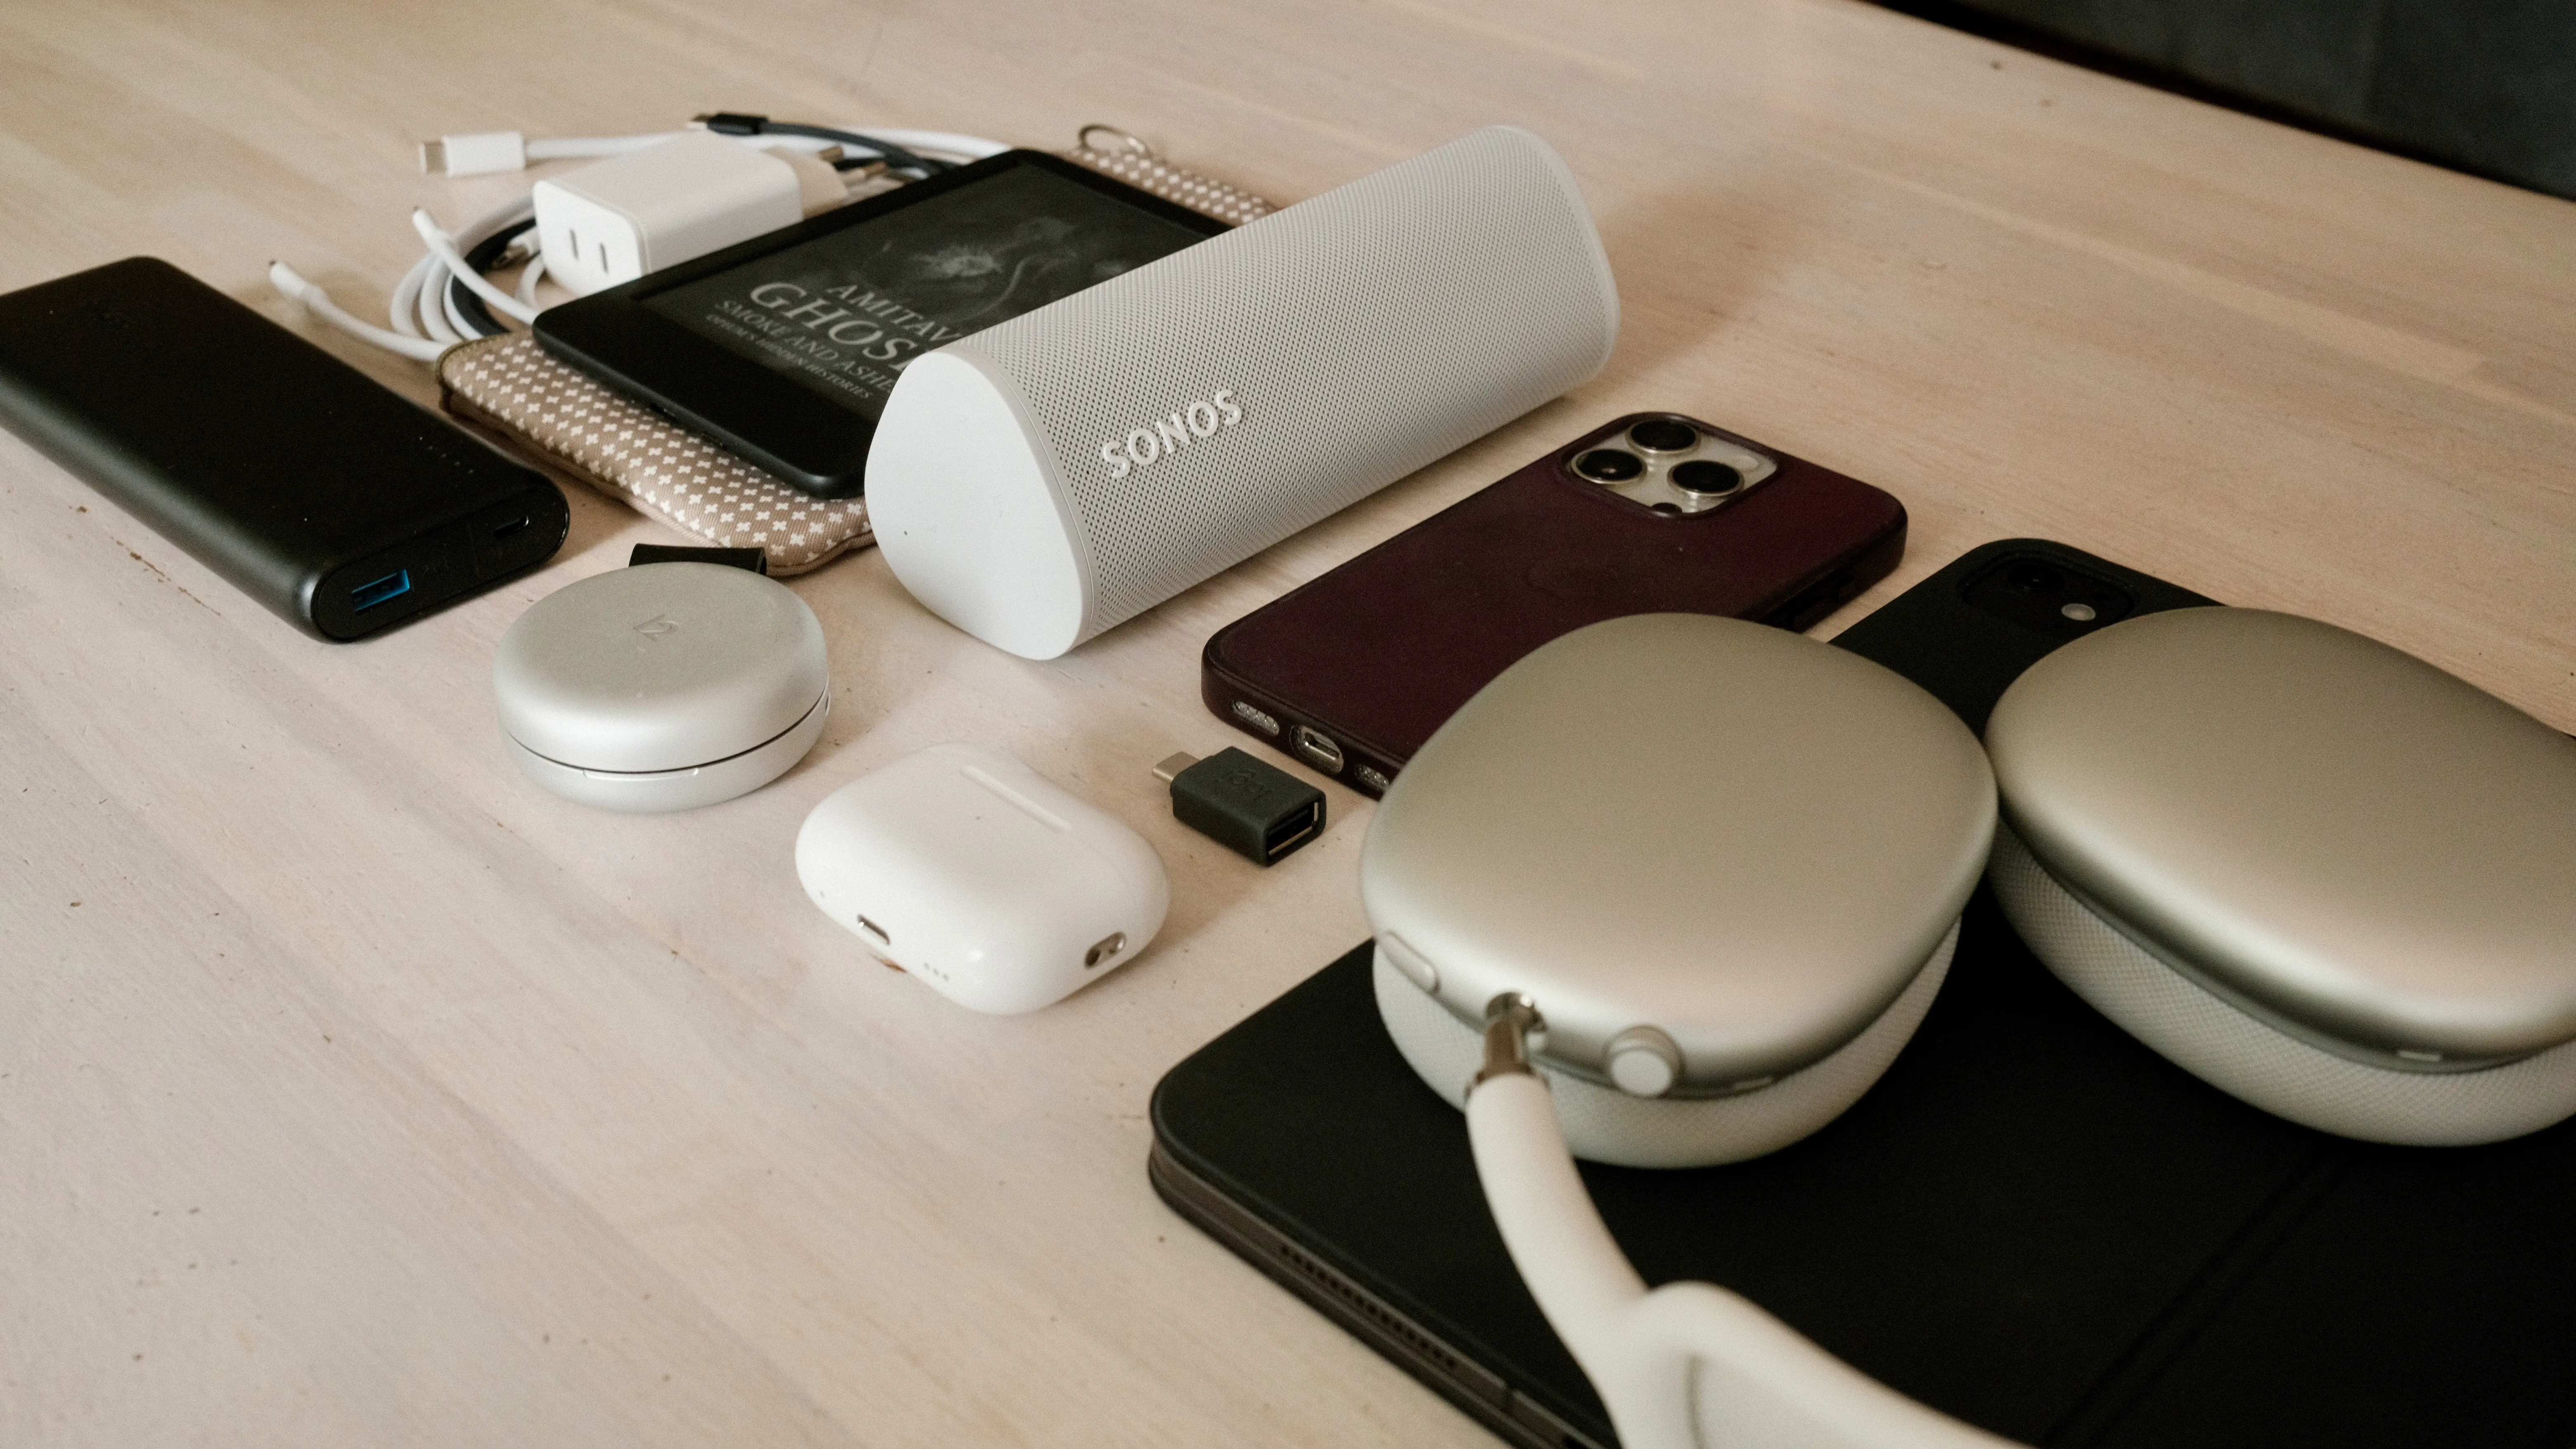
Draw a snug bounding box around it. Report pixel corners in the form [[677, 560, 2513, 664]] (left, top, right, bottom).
[[351, 569, 413, 612], [490, 514, 530, 540]]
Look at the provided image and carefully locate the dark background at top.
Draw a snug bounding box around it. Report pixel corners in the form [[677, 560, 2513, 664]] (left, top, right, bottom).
[[1876, 0, 2576, 201]]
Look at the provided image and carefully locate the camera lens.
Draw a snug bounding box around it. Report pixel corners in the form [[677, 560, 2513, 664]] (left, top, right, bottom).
[[1626, 419, 1698, 452], [2005, 561, 2060, 592], [1670, 460, 1744, 496], [1574, 449, 1644, 482]]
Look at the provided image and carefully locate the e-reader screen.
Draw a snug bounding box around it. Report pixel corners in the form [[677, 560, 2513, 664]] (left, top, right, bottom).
[[642, 162, 1207, 420]]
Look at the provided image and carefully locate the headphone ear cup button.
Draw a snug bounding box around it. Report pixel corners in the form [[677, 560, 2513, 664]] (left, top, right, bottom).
[[1377, 934, 1439, 995], [1606, 1026, 1682, 1097]]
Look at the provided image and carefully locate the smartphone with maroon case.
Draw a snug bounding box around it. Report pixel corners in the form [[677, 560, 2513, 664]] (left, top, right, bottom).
[[1200, 412, 1908, 793]]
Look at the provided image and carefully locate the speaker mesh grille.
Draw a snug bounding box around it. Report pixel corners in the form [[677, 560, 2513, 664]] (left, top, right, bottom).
[[954, 127, 1618, 640], [1989, 822, 2576, 1145]]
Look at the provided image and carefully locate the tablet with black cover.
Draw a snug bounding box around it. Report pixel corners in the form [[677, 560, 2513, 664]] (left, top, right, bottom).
[[1151, 540, 2576, 1449], [535, 150, 1228, 497]]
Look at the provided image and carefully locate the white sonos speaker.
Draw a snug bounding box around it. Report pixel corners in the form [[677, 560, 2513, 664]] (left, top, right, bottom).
[[864, 125, 1620, 659]]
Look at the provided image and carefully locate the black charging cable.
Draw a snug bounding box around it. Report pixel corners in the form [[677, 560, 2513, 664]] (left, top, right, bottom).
[[447, 218, 538, 339], [694, 113, 956, 177]]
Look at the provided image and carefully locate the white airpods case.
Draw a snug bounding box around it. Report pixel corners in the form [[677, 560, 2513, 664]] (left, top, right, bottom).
[[795, 743, 1171, 1014], [493, 562, 830, 812], [1985, 607, 2576, 1145]]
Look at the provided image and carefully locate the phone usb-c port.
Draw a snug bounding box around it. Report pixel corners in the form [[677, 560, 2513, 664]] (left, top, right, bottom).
[[1291, 725, 1345, 774], [351, 569, 412, 612], [490, 514, 531, 541]]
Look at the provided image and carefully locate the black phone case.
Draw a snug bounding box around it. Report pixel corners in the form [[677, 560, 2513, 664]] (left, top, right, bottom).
[[1151, 540, 2576, 1449], [1201, 413, 1908, 796]]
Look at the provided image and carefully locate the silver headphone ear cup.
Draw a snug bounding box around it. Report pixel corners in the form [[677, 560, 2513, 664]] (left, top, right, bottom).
[[1373, 919, 1960, 1170], [1989, 822, 2576, 1146]]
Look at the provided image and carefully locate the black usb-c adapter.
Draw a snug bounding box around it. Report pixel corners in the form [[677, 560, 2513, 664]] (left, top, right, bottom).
[[0, 258, 567, 640], [1153, 748, 1327, 865]]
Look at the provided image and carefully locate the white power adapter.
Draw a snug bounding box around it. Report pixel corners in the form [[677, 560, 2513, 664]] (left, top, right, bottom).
[[532, 132, 845, 296]]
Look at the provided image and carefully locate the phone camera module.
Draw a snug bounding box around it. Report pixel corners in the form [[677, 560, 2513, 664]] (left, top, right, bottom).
[[1570, 417, 1776, 516], [1964, 553, 2135, 640], [1574, 448, 1645, 482], [1626, 419, 1699, 453], [1671, 460, 1745, 496], [2005, 561, 2062, 592]]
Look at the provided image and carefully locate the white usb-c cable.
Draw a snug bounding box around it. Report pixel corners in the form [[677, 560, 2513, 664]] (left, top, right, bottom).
[[409, 207, 540, 327], [266, 260, 446, 362], [274, 121, 1006, 363], [1466, 997, 2016, 1449]]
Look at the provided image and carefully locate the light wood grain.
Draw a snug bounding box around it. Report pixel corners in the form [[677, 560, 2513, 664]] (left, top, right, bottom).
[[3, 0, 2571, 1444]]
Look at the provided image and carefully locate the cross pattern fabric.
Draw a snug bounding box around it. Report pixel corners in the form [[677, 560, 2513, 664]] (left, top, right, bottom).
[[440, 335, 871, 576]]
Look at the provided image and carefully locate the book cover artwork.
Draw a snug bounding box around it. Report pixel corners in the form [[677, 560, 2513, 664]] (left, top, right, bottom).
[[647, 166, 1205, 418]]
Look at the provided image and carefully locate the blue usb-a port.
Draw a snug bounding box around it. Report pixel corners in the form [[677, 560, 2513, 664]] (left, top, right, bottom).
[[351, 569, 413, 612]]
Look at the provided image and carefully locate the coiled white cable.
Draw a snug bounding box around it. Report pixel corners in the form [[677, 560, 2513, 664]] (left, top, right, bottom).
[[844, 129, 1010, 163], [1465, 1002, 2017, 1449], [514, 255, 547, 309], [273, 123, 1006, 363], [265, 261, 447, 362], [410, 208, 540, 326]]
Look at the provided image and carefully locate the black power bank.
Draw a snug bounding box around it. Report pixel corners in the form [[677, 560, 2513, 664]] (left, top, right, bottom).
[[0, 258, 568, 640]]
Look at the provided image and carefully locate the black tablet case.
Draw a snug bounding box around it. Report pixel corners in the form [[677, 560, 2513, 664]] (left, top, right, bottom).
[[1151, 540, 2576, 1449]]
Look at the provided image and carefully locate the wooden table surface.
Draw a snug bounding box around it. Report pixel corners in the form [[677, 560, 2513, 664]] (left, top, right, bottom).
[[5, 1, 2571, 1444]]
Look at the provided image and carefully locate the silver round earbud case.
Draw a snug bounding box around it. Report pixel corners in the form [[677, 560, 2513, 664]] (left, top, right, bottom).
[[492, 562, 830, 812], [1362, 613, 1996, 1167]]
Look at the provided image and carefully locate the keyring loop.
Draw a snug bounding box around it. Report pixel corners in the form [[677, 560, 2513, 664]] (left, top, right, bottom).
[[1077, 123, 1155, 157]]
